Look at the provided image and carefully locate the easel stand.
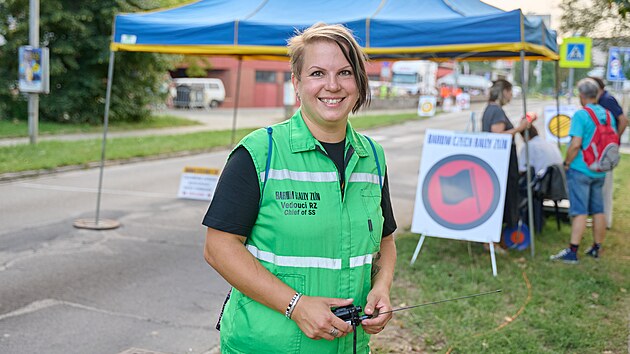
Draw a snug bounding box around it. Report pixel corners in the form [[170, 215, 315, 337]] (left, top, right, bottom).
[[410, 234, 498, 277]]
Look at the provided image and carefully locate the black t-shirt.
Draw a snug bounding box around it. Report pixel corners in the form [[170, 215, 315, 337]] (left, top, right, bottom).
[[202, 143, 397, 238], [482, 104, 514, 133]]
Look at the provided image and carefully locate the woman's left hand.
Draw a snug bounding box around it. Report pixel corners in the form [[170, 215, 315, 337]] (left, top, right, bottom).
[[360, 288, 392, 334]]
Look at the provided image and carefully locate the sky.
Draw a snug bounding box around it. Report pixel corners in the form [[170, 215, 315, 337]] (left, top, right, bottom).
[[481, 0, 563, 31]]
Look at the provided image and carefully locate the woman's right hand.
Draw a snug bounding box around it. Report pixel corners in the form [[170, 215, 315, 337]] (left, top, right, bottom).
[[525, 112, 538, 123], [290, 295, 354, 340], [517, 116, 530, 132]]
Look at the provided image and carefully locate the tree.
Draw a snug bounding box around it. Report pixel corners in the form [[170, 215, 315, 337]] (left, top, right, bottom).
[[609, 0, 630, 18], [0, 0, 180, 124], [560, 0, 630, 41], [183, 56, 213, 78]]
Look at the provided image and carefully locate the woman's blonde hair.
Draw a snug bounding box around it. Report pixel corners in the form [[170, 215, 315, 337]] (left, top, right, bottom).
[[488, 79, 513, 106], [287, 23, 370, 113]]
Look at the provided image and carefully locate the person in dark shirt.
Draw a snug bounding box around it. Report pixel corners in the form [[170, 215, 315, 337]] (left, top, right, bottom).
[[481, 79, 532, 250], [590, 77, 628, 229]]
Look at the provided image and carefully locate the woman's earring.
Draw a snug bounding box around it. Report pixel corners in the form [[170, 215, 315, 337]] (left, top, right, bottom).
[[295, 92, 300, 101]]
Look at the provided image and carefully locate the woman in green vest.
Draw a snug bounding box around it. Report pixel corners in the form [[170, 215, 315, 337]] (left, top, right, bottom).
[[203, 23, 397, 353]]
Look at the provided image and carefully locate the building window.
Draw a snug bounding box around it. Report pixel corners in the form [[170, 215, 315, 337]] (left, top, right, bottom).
[[284, 72, 292, 82], [256, 71, 277, 83]]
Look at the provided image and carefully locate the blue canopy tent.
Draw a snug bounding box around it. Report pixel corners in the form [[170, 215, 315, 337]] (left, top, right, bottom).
[[110, 0, 557, 60], [86, 0, 559, 263]]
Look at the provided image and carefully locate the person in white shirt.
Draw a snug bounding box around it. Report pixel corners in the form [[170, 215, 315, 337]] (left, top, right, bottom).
[[518, 125, 563, 174]]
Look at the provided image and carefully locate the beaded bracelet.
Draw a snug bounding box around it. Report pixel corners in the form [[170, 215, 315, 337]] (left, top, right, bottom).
[[285, 292, 303, 319]]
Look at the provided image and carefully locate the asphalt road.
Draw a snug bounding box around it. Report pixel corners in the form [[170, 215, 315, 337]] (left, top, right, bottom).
[[0, 99, 549, 354]]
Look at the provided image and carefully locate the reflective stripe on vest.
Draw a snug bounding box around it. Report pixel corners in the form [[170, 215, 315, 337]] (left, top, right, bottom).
[[262, 169, 381, 186], [246, 244, 373, 269]]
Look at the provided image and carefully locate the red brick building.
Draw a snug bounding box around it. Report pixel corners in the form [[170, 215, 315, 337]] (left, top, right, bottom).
[[171, 57, 383, 108]]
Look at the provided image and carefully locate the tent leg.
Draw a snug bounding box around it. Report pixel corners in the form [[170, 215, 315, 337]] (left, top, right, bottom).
[[555, 61, 561, 150], [73, 50, 120, 230], [520, 50, 535, 258], [231, 57, 243, 147]]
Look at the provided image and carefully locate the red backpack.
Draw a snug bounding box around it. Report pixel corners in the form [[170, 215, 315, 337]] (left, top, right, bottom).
[[582, 106, 620, 172]]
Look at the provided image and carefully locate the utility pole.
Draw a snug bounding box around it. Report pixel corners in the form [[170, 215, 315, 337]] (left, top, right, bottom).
[[28, 0, 40, 144]]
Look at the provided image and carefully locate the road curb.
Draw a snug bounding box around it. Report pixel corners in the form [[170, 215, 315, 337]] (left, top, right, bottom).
[[0, 147, 229, 183]]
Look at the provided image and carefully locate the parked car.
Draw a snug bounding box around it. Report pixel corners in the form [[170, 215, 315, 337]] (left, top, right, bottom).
[[172, 78, 225, 109]]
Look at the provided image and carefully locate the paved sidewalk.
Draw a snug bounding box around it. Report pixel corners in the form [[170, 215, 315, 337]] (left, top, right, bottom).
[[0, 106, 420, 147], [4, 102, 629, 152]]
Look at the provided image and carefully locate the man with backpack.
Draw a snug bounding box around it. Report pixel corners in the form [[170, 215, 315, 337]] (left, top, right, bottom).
[[591, 77, 628, 229], [550, 78, 618, 264]]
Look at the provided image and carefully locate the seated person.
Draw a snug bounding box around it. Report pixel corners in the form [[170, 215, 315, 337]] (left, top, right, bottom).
[[518, 126, 567, 233], [518, 126, 563, 175]]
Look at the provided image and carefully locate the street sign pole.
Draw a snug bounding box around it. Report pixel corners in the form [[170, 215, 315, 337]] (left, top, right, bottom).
[[28, 0, 39, 145], [567, 68, 574, 104]]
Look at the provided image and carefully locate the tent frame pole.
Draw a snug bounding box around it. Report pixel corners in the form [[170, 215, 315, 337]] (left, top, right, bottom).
[[231, 57, 243, 147], [73, 50, 120, 230], [555, 61, 561, 149], [95, 50, 115, 224], [520, 50, 535, 258]]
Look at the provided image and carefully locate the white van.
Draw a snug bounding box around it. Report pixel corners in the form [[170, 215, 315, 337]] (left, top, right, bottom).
[[172, 78, 225, 109]]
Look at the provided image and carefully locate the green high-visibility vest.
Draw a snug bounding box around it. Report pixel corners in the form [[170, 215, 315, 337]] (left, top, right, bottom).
[[219, 111, 386, 354]]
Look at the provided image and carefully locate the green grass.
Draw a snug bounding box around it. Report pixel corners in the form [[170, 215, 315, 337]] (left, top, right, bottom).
[[0, 112, 423, 174], [0, 128, 254, 174], [0, 114, 200, 139], [372, 159, 630, 353]]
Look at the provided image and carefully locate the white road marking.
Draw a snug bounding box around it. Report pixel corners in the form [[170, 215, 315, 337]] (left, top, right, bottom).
[[17, 183, 173, 199]]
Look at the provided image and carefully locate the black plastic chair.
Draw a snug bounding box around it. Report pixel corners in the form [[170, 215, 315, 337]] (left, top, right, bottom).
[[518, 164, 569, 232]]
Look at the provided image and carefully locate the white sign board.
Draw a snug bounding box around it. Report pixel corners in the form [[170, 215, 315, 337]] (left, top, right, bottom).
[[411, 129, 512, 243], [456, 93, 471, 110], [544, 105, 577, 144], [177, 167, 220, 201], [418, 96, 436, 117]]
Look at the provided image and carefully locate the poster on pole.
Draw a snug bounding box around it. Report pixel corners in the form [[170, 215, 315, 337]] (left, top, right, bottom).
[[544, 105, 577, 144], [18, 46, 50, 94], [418, 96, 436, 117], [606, 47, 630, 82], [411, 129, 512, 243], [177, 167, 220, 201]]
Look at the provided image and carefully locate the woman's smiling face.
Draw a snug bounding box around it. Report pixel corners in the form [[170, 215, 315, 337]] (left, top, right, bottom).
[[292, 40, 359, 133]]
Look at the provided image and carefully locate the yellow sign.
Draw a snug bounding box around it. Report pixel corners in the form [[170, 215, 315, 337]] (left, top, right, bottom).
[[559, 37, 592, 68], [547, 114, 571, 139], [183, 166, 220, 174], [418, 96, 436, 117]]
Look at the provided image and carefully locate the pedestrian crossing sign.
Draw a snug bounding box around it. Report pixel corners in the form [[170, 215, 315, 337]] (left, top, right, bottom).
[[560, 37, 592, 68]]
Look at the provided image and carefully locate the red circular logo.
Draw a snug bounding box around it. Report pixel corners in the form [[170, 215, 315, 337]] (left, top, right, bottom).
[[422, 155, 500, 230]]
